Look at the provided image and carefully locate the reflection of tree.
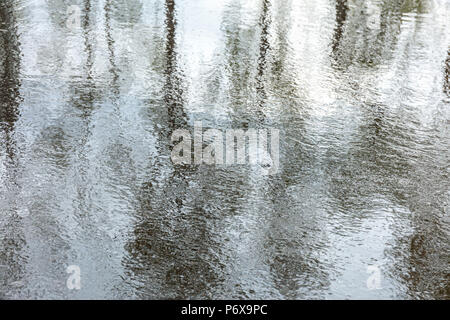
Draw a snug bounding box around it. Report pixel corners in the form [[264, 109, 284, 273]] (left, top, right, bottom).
[[0, 0, 26, 296], [63, 0, 96, 124], [331, 0, 348, 65], [123, 0, 226, 299], [327, 104, 412, 212], [259, 0, 331, 298], [58, 0, 96, 117], [445, 49, 450, 96], [326, 58, 449, 300], [331, 0, 409, 69], [256, 0, 270, 113], [398, 206, 450, 298], [83, 0, 94, 89], [388, 124, 449, 299], [201, 0, 330, 298], [163, 0, 187, 134], [262, 133, 330, 296], [218, 0, 272, 123], [327, 0, 425, 210], [221, 0, 255, 118], [26, 1, 98, 293], [104, 0, 119, 95], [63, 0, 97, 223], [0, 0, 21, 160], [326, 0, 441, 209]]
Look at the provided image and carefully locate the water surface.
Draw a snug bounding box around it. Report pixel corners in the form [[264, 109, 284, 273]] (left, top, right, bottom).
[[0, 0, 449, 299]]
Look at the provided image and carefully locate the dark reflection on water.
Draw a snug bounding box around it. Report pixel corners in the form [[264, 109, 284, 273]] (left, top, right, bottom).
[[445, 49, 450, 96], [0, 0, 26, 299], [332, 0, 348, 61], [0, 0, 448, 299]]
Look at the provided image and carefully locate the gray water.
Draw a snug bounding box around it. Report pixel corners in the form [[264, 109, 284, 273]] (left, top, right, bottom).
[[0, 0, 449, 299]]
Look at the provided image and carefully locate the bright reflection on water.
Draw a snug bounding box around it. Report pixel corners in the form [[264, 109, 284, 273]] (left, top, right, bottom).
[[0, 0, 449, 299]]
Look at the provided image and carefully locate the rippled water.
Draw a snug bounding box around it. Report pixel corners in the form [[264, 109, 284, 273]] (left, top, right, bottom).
[[0, 0, 449, 299]]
